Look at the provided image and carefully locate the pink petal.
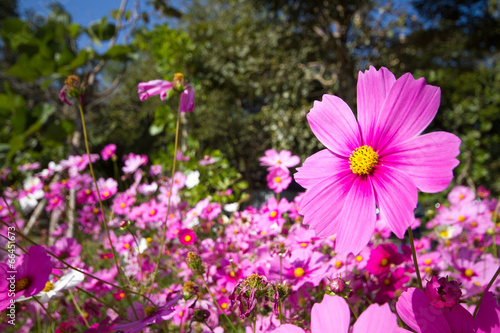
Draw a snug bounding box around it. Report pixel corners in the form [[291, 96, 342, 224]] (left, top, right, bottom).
[[442, 302, 477, 333], [353, 303, 408, 333], [298, 167, 355, 237], [476, 292, 500, 333], [307, 94, 361, 157], [311, 295, 350, 333], [357, 66, 396, 145], [295, 149, 348, 188], [371, 73, 440, 152], [270, 324, 306, 333], [381, 132, 461, 193], [396, 288, 451, 333], [180, 84, 195, 112], [336, 177, 376, 255], [371, 165, 418, 238]]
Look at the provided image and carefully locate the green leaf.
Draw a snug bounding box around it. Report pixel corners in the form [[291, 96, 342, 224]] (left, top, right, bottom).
[[102, 45, 134, 59], [149, 123, 165, 136]]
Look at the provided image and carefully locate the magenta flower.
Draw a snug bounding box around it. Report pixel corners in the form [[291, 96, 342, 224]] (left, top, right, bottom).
[[271, 294, 410, 333], [295, 66, 461, 255], [0, 245, 53, 311], [424, 276, 462, 309], [178, 229, 196, 246]]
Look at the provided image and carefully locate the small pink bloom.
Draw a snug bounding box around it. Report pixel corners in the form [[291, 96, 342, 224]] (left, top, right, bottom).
[[178, 229, 196, 245], [260, 149, 300, 171], [101, 143, 116, 161], [267, 168, 292, 193]]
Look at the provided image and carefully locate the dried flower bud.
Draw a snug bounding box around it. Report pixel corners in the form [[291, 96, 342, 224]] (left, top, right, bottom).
[[182, 281, 199, 299], [192, 308, 210, 323], [186, 252, 205, 276], [65, 75, 81, 91], [173, 72, 185, 92]]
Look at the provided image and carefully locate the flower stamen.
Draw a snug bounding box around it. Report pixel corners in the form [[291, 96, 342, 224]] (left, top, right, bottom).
[[349, 145, 378, 175]]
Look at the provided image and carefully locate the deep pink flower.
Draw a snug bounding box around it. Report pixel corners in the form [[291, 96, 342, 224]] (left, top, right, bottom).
[[0, 245, 53, 311], [178, 229, 196, 246], [295, 66, 461, 255], [267, 168, 292, 193], [366, 243, 404, 276]]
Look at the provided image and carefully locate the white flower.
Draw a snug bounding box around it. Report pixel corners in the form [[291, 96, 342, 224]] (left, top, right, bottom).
[[185, 171, 200, 189], [223, 202, 239, 213], [17, 270, 85, 303]]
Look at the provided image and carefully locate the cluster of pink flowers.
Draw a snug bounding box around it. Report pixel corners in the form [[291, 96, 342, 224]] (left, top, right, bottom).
[[1, 68, 499, 332], [260, 149, 300, 193]]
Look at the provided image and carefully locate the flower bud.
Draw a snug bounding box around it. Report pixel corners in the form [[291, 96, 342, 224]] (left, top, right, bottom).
[[192, 309, 210, 323], [186, 252, 205, 276], [182, 281, 199, 299]]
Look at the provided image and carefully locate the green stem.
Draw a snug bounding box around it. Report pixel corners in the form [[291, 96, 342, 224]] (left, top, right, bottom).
[[253, 310, 257, 333], [149, 110, 181, 292], [473, 265, 500, 318], [408, 227, 423, 289], [68, 289, 90, 328], [347, 300, 358, 320], [201, 276, 237, 332], [33, 297, 67, 333]]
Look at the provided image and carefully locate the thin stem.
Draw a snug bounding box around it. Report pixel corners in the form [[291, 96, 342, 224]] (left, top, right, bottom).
[[68, 289, 90, 328], [150, 110, 181, 291], [408, 227, 423, 289], [0, 193, 27, 251], [253, 310, 257, 333], [347, 300, 358, 320], [490, 197, 500, 259], [473, 265, 500, 318], [201, 276, 237, 332], [33, 297, 67, 333], [77, 102, 138, 320], [76, 286, 130, 321]]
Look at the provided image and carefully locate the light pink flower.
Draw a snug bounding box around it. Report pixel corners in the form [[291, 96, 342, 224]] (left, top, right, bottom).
[[271, 294, 410, 333], [295, 66, 461, 255], [101, 143, 116, 161], [267, 168, 292, 193], [260, 149, 300, 171]]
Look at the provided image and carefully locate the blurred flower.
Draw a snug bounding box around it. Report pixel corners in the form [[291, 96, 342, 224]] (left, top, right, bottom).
[[260, 149, 300, 171], [295, 66, 461, 255], [101, 143, 116, 161], [138, 73, 194, 113], [267, 168, 292, 193]]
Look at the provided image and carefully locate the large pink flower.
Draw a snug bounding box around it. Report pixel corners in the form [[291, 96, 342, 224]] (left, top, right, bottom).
[[295, 66, 461, 255]]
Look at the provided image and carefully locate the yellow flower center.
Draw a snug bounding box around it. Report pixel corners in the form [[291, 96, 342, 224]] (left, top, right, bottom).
[[384, 278, 391, 285], [355, 255, 363, 262], [459, 194, 465, 199], [424, 267, 431, 273], [230, 271, 236, 277], [144, 305, 156, 316], [335, 261, 343, 268], [43, 281, 54, 292], [380, 258, 389, 266], [275, 177, 281, 183], [120, 203, 126, 208], [424, 259, 432, 265], [221, 288, 227, 293], [294, 267, 305, 278], [15, 277, 31, 293], [221, 302, 228, 309], [440, 230, 449, 238], [458, 216, 466, 222], [349, 145, 378, 175], [270, 211, 278, 218], [471, 221, 478, 227], [300, 242, 308, 248], [464, 268, 474, 277], [124, 243, 130, 249], [0, 205, 3, 211], [103, 191, 110, 197], [184, 235, 192, 242], [149, 209, 157, 216], [93, 208, 99, 214]]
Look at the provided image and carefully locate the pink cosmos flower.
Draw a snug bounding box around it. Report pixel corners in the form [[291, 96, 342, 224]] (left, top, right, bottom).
[[122, 153, 147, 174], [17, 162, 41, 171], [178, 229, 196, 246], [138, 74, 195, 113], [94, 177, 118, 200], [271, 294, 410, 333], [101, 143, 116, 161], [295, 66, 461, 255], [0, 245, 53, 311], [199, 154, 215, 166], [366, 243, 404, 276], [267, 168, 292, 193], [260, 149, 300, 171]]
